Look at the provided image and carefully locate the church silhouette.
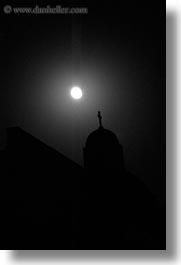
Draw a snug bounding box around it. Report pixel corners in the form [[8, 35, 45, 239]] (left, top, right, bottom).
[[0, 112, 165, 249]]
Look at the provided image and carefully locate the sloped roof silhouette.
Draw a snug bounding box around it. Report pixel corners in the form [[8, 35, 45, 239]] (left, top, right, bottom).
[[6, 126, 82, 170], [4, 126, 84, 200]]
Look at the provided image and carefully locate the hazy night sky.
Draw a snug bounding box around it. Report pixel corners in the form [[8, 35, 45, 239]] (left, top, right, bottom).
[[0, 1, 165, 204]]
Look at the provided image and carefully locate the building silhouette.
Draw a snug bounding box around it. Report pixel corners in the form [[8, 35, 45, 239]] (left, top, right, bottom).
[[0, 112, 165, 249], [84, 111, 124, 173]]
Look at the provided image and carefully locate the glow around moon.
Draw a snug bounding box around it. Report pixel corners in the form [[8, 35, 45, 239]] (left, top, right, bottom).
[[70, 86, 83, 100]]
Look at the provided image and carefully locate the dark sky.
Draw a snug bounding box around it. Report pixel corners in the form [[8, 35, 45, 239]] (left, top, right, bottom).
[[0, 1, 165, 204]]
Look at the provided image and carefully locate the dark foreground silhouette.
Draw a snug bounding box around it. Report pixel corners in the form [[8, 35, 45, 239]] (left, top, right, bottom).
[[0, 123, 165, 249]]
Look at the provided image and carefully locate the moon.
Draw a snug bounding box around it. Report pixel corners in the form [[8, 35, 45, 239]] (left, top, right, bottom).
[[70, 86, 82, 100]]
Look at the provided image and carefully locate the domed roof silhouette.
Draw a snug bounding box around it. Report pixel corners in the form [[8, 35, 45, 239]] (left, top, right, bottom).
[[86, 127, 119, 149], [85, 111, 119, 149], [83, 111, 124, 173]]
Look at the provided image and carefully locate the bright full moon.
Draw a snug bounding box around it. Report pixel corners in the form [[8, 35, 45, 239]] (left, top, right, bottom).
[[70, 86, 82, 100]]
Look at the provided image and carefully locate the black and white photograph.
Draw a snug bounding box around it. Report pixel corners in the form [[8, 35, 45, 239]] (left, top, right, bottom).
[[0, 0, 166, 250]]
